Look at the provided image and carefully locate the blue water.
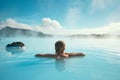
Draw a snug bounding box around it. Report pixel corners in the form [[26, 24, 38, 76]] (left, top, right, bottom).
[[0, 37, 120, 80]]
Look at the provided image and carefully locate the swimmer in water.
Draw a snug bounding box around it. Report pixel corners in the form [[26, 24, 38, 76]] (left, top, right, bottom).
[[35, 40, 85, 58]]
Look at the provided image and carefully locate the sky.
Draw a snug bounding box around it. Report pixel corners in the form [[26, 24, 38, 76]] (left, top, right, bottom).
[[0, 0, 120, 35]]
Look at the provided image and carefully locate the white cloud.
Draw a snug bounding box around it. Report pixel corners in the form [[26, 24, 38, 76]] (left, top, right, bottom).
[[65, 0, 82, 28], [0, 18, 64, 34], [40, 18, 63, 30], [91, 0, 113, 13], [103, 22, 120, 34], [0, 18, 33, 30], [34, 21, 120, 35], [65, 7, 80, 28], [63, 22, 120, 35], [106, 2, 120, 22], [0, 18, 120, 35], [32, 18, 63, 34]]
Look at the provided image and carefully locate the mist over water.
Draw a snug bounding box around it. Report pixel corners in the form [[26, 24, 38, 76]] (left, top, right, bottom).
[[0, 37, 120, 80]]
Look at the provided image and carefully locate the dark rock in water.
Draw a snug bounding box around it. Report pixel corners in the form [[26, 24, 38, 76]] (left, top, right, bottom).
[[6, 42, 25, 47], [6, 42, 25, 54]]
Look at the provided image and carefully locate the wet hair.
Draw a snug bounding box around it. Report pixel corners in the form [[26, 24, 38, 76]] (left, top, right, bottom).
[[55, 41, 65, 54]]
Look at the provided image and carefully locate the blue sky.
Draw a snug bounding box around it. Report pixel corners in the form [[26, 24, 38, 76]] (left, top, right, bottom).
[[0, 0, 120, 34]]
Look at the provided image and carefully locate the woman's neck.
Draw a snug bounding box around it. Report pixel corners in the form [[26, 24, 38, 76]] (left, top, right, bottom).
[[56, 51, 64, 54]]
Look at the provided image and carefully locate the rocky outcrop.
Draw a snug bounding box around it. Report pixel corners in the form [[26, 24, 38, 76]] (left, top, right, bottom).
[[6, 42, 25, 54], [6, 42, 25, 47], [0, 26, 52, 37]]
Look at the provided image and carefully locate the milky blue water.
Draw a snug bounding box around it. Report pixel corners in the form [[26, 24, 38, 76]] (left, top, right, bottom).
[[0, 37, 120, 80]]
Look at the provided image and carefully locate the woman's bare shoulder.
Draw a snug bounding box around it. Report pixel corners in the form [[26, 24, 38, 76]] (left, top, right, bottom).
[[35, 52, 85, 58], [35, 54, 55, 57], [65, 52, 85, 57]]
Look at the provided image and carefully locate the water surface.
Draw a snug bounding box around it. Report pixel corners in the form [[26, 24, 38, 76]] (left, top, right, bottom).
[[0, 37, 120, 80]]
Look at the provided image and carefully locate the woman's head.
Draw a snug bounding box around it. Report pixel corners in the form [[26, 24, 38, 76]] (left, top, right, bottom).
[[55, 41, 65, 54]]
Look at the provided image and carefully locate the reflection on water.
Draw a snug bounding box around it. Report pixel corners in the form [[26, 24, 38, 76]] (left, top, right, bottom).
[[6, 46, 25, 54], [55, 58, 65, 71]]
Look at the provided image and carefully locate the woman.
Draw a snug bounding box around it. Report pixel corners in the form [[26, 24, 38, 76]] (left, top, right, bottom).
[[35, 40, 85, 58]]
